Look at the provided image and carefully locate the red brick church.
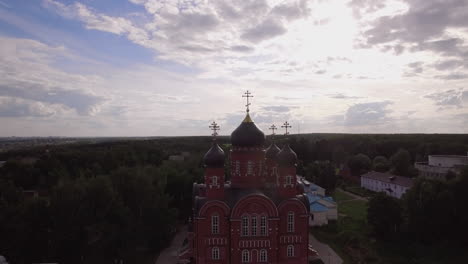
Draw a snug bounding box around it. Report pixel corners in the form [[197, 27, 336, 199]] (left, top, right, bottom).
[[179, 92, 313, 264]]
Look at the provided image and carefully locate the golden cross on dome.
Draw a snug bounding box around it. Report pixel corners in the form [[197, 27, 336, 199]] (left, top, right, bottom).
[[281, 121, 291, 135], [242, 90, 253, 113], [269, 124, 277, 135], [209, 121, 220, 138]]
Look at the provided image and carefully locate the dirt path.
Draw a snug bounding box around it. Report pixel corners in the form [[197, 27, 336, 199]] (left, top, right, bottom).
[[154, 226, 187, 264], [309, 232, 343, 264]]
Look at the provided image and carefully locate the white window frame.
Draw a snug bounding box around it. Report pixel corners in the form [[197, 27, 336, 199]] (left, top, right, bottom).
[[259, 249, 267, 262], [212, 247, 220, 260], [260, 216, 267, 236], [285, 175, 293, 186], [251, 215, 257, 236], [235, 161, 240, 176], [242, 249, 250, 263], [287, 212, 294, 233], [287, 245, 294, 257], [212, 215, 219, 234], [212, 175, 218, 187], [242, 216, 249, 236], [247, 160, 254, 175]]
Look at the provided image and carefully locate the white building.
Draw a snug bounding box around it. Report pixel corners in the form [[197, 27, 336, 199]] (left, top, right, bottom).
[[415, 154, 468, 181], [361, 171, 413, 199], [307, 195, 338, 226]]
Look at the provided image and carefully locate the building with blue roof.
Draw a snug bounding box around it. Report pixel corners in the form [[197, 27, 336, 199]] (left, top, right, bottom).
[[299, 177, 338, 226]]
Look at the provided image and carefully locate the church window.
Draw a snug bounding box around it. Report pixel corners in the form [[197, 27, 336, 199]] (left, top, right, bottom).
[[251, 216, 257, 236], [212, 247, 220, 260], [287, 212, 294, 233], [286, 175, 293, 185], [242, 216, 249, 236], [287, 245, 294, 257], [260, 216, 267, 236], [259, 249, 267, 262], [242, 249, 250, 263], [235, 161, 240, 175], [212, 176, 218, 186], [247, 161, 254, 175], [212, 215, 219, 234]]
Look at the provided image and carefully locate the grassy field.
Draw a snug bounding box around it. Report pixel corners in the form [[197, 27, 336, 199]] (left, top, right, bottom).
[[333, 189, 355, 202]]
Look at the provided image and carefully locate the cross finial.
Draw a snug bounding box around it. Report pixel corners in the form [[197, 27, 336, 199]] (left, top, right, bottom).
[[242, 90, 253, 113], [209, 121, 220, 138], [269, 124, 277, 135], [281, 121, 291, 135]]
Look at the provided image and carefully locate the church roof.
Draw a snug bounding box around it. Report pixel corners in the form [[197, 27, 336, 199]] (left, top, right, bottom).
[[231, 113, 265, 147], [265, 142, 280, 159], [193, 184, 310, 216], [277, 144, 298, 167], [203, 141, 225, 167]]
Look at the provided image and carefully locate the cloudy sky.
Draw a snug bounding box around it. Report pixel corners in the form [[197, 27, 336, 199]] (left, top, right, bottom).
[[0, 0, 467, 136]]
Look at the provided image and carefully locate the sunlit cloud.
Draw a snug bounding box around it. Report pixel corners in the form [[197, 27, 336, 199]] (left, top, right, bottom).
[[0, 0, 467, 136]]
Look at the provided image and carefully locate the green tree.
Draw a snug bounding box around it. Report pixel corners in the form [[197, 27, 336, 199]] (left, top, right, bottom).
[[367, 192, 402, 240], [347, 153, 371, 176], [372, 155, 389, 172], [390, 149, 413, 177], [304, 161, 337, 194]]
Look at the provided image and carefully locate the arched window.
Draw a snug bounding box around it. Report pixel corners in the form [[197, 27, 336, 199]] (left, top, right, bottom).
[[212, 176, 218, 186], [242, 249, 250, 263], [211, 215, 219, 234], [260, 216, 267, 236], [212, 247, 220, 260], [287, 245, 294, 257], [287, 212, 294, 233], [251, 215, 257, 236], [259, 249, 267, 262], [242, 216, 249, 236]]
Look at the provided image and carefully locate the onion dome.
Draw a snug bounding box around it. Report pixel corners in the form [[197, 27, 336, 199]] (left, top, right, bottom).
[[265, 142, 280, 159], [231, 113, 265, 147], [203, 142, 225, 167], [277, 144, 297, 167]]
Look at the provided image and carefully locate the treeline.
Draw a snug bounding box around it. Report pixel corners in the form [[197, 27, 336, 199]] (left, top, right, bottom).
[[288, 133, 468, 165], [0, 139, 208, 264]]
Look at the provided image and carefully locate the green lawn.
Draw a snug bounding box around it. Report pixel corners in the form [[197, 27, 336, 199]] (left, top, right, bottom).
[[339, 199, 368, 221], [333, 189, 355, 202]]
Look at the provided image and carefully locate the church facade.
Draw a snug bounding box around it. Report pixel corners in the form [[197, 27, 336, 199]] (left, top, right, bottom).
[[179, 95, 311, 264]]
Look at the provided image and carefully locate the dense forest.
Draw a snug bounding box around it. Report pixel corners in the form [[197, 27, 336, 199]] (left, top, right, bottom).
[[0, 133, 467, 263]]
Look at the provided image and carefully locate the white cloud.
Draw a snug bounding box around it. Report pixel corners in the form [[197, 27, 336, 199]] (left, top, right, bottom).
[[2, 1, 468, 135], [0, 37, 105, 116], [343, 101, 393, 126]]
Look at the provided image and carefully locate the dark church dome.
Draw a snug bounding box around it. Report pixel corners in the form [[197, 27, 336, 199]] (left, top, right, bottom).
[[231, 113, 265, 147], [265, 142, 280, 159], [203, 142, 225, 167], [277, 144, 297, 167]]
